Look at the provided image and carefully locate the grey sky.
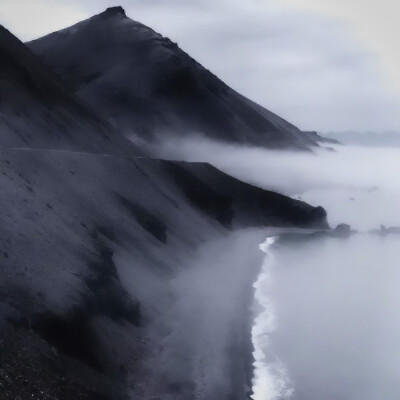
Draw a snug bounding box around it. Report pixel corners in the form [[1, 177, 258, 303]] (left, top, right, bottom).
[[1, 0, 400, 132]]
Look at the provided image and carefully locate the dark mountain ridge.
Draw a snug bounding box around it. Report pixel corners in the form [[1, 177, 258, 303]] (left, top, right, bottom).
[[28, 7, 318, 149], [0, 24, 135, 154]]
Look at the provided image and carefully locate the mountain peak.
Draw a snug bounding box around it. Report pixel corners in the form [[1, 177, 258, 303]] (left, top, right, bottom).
[[28, 9, 318, 150], [103, 6, 126, 17]]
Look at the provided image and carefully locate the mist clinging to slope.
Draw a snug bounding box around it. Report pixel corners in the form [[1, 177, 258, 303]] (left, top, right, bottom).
[[154, 136, 400, 230], [155, 137, 399, 193]]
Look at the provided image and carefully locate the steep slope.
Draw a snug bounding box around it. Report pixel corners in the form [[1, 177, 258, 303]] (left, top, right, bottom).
[[0, 149, 327, 400], [28, 7, 317, 149], [0, 24, 135, 154], [0, 19, 329, 400]]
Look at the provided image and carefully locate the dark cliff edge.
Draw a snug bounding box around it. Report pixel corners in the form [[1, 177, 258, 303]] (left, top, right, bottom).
[[166, 161, 328, 229]]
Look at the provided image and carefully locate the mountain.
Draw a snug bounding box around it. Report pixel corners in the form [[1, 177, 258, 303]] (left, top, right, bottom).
[[28, 6, 317, 149], [0, 19, 329, 400], [0, 24, 134, 154]]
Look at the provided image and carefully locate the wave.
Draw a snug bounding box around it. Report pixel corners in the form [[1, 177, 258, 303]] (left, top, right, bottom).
[[251, 236, 293, 400]]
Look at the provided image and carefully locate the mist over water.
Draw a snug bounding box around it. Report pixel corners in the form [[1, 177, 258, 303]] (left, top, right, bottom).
[[158, 137, 400, 399], [157, 137, 400, 230], [252, 145, 400, 398], [269, 235, 400, 400]]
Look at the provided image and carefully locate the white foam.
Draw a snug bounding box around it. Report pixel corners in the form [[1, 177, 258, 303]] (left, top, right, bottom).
[[251, 236, 293, 400]]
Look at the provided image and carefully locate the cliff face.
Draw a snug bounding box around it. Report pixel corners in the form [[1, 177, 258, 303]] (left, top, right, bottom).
[[28, 7, 317, 150], [0, 17, 328, 400]]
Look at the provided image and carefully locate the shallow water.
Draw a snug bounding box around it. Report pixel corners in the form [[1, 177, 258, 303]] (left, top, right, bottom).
[[253, 202, 400, 399], [301, 187, 400, 232], [268, 234, 400, 399], [251, 142, 400, 400]]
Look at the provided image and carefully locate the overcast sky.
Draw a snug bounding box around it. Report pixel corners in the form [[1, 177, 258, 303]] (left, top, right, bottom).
[[1, 0, 400, 133]]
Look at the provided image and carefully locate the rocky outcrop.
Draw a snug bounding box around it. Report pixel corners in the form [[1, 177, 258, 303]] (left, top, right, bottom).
[[369, 225, 400, 236], [277, 223, 355, 246]]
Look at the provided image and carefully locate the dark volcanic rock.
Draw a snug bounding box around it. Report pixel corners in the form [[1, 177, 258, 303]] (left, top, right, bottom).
[[28, 8, 318, 150], [0, 24, 136, 154], [104, 6, 126, 17], [117, 195, 168, 243], [0, 321, 113, 400], [333, 223, 352, 238], [168, 161, 329, 229], [278, 223, 354, 246], [0, 19, 329, 400]]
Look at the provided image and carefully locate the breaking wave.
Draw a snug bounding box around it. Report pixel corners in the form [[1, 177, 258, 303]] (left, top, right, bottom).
[[251, 237, 293, 400]]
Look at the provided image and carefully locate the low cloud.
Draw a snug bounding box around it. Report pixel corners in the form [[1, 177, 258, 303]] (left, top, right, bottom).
[[155, 136, 400, 230], [156, 137, 400, 192]]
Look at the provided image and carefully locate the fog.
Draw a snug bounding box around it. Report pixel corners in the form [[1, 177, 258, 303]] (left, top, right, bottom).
[[156, 136, 400, 399], [156, 136, 400, 193], [156, 136, 400, 230], [323, 131, 400, 147], [266, 235, 400, 400], [116, 229, 268, 399]]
